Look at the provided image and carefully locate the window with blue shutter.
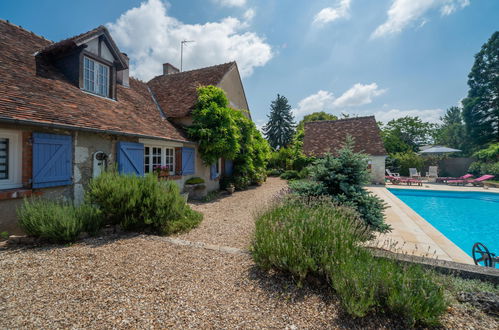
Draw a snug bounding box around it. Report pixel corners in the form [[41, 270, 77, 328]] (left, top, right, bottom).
[[181, 147, 195, 175], [32, 133, 73, 188], [224, 159, 233, 176], [210, 162, 217, 180], [117, 142, 144, 175]]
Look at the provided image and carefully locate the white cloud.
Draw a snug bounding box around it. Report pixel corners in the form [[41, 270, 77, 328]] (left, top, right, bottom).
[[313, 0, 351, 26], [373, 108, 444, 123], [212, 0, 246, 7], [243, 8, 255, 21], [292, 83, 386, 118], [333, 83, 387, 107], [372, 0, 470, 38], [107, 0, 272, 80]]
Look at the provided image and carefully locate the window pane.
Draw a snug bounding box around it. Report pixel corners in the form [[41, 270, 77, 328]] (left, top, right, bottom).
[[0, 138, 9, 180], [83, 57, 95, 92], [165, 148, 174, 172], [96, 63, 109, 97]]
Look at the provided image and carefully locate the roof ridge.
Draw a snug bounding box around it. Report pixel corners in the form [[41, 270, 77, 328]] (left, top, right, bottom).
[[305, 115, 376, 124], [149, 61, 235, 81], [0, 19, 52, 42]]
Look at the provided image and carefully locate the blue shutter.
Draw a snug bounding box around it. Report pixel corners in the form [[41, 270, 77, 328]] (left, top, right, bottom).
[[117, 142, 144, 175], [181, 147, 195, 175], [224, 159, 233, 176], [32, 133, 72, 188]]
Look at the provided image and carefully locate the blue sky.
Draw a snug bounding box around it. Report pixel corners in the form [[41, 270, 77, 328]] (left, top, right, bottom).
[[1, 0, 498, 128]]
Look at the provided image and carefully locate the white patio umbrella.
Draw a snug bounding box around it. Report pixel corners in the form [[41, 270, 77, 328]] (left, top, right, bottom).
[[419, 146, 461, 154]]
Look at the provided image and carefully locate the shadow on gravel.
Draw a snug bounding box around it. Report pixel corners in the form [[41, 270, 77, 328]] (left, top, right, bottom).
[[246, 264, 406, 329]]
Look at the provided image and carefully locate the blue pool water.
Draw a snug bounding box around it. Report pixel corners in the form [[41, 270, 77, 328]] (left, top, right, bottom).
[[388, 189, 499, 262]]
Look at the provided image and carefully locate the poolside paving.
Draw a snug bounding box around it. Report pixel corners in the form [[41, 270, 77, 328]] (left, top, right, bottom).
[[366, 183, 494, 264]]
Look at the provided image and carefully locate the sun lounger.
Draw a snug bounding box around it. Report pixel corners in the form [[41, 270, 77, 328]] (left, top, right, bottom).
[[386, 176, 423, 186], [447, 175, 494, 186], [409, 168, 420, 178], [386, 169, 400, 177], [437, 174, 473, 183]]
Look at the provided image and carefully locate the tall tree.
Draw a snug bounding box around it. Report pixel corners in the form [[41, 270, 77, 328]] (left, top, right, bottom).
[[263, 94, 295, 149], [462, 31, 499, 147], [434, 107, 469, 153], [380, 116, 436, 154]]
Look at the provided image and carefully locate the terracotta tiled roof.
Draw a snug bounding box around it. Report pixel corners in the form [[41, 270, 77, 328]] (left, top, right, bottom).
[[303, 116, 387, 156], [0, 20, 188, 142], [147, 62, 235, 118]]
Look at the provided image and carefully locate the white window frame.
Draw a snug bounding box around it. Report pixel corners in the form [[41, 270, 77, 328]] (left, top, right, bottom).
[[0, 129, 22, 190], [83, 56, 110, 97], [144, 145, 176, 175], [215, 158, 221, 178]]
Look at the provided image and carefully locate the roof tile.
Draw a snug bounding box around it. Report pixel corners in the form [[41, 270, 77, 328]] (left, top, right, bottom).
[[0, 20, 188, 142], [303, 116, 387, 156]]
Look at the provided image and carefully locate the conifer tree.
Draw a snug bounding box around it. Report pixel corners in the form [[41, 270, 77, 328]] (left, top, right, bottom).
[[263, 94, 295, 149]]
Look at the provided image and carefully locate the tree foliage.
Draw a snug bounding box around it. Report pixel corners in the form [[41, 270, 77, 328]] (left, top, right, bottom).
[[263, 94, 296, 149], [188, 86, 240, 164], [188, 86, 270, 190], [434, 107, 469, 154], [462, 31, 499, 148], [380, 116, 436, 154]]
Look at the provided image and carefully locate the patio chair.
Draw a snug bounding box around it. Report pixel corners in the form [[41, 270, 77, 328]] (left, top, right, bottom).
[[425, 166, 438, 178], [386, 169, 400, 177], [447, 175, 494, 186], [409, 168, 420, 178]]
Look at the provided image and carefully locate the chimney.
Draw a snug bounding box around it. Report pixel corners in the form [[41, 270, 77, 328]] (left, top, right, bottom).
[[163, 63, 179, 75], [117, 53, 130, 87]]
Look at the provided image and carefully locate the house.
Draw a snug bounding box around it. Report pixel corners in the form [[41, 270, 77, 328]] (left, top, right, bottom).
[[303, 116, 387, 184], [0, 20, 250, 233]]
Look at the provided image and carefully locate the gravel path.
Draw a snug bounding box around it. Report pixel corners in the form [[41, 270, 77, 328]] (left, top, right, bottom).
[[177, 177, 288, 249], [0, 178, 496, 328]]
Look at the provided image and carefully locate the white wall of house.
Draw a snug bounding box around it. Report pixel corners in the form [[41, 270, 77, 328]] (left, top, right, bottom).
[[369, 156, 386, 184]]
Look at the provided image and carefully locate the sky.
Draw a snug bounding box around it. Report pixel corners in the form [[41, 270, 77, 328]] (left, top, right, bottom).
[[1, 0, 498, 129]]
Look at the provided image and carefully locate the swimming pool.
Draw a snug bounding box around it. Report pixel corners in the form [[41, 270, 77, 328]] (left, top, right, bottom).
[[388, 189, 499, 265]]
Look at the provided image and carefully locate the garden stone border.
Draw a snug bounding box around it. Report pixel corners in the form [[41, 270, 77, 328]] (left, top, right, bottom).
[[370, 248, 499, 284]]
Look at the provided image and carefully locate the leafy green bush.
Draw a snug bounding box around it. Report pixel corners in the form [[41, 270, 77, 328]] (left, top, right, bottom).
[[252, 197, 447, 327], [18, 199, 101, 243], [289, 180, 327, 196], [473, 142, 499, 161], [86, 172, 202, 235], [303, 139, 388, 231], [279, 170, 300, 180], [469, 161, 499, 177], [267, 169, 282, 176], [185, 177, 205, 185], [389, 151, 424, 177]]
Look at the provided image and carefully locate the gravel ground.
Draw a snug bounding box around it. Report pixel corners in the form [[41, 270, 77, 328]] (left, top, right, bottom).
[[177, 177, 288, 249], [0, 178, 497, 328]]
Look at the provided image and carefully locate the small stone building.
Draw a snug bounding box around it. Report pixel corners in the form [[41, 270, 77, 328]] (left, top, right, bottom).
[[303, 116, 387, 184]]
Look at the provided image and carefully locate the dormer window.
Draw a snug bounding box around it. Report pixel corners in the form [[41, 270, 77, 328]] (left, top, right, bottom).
[[83, 56, 109, 97]]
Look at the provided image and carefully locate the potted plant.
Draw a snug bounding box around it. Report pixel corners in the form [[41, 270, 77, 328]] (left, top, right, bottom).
[[226, 183, 235, 194], [154, 165, 170, 180]]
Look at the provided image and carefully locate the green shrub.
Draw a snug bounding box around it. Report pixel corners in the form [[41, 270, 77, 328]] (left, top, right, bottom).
[[469, 161, 499, 177], [389, 151, 425, 177], [279, 170, 300, 180], [304, 138, 388, 231], [185, 177, 205, 185], [86, 172, 202, 235], [252, 197, 447, 326], [289, 180, 327, 196], [267, 169, 282, 176], [18, 199, 100, 243], [1, 231, 9, 240]]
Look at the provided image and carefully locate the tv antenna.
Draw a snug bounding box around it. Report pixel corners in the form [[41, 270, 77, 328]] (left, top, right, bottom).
[[180, 40, 195, 72]]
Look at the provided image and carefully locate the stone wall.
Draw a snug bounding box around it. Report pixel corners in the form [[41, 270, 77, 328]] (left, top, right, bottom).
[[369, 156, 386, 184]]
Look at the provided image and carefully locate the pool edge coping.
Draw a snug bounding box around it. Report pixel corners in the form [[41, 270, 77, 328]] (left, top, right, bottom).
[[369, 187, 474, 265]]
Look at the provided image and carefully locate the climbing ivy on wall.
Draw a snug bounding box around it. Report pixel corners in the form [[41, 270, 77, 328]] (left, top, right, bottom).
[[188, 86, 270, 188]]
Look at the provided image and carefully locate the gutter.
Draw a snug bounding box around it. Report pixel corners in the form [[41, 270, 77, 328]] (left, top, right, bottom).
[[0, 117, 195, 145]]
